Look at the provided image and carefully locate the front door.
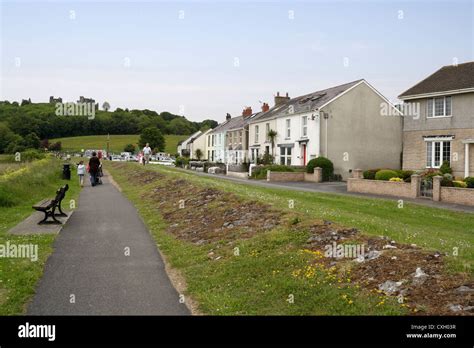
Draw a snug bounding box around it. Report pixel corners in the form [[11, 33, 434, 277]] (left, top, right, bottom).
[[302, 144, 307, 165]]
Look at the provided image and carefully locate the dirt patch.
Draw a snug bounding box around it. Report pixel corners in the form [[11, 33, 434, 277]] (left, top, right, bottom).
[[145, 178, 283, 245], [301, 221, 473, 315]]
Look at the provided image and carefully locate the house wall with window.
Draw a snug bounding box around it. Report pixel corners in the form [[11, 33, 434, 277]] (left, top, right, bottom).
[[320, 82, 403, 179], [248, 118, 277, 163], [402, 92, 474, 177], [274, 112, 320, 166]]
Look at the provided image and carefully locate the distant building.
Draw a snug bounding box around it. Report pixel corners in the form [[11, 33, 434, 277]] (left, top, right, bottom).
[[49, 96, 63, 103]]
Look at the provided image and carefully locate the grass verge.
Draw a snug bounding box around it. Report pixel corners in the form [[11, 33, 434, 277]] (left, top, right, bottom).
[[0, 156, 81, 314]]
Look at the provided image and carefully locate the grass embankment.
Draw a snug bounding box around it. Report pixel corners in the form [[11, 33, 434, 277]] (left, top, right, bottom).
[[0, 157, 81, 314], [52, 134, 187, 155]]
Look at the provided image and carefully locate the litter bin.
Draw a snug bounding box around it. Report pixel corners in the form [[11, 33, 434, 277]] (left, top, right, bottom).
[[62, 163, 71, 180]]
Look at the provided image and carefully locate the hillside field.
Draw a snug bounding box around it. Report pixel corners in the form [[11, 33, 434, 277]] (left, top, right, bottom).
[[51, 134, 187, 154]]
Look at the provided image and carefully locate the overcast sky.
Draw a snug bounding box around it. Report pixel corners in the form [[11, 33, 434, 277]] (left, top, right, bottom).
[[1, 0, 473, 123]]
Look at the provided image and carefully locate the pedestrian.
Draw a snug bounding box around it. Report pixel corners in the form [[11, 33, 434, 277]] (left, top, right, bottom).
[[88, 151, 101, 187], [142, 143, 152, 165], [77, 161, 85, 187]]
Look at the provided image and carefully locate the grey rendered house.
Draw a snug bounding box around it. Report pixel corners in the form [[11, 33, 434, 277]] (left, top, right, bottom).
[[399, 62, 474, 178], [248, 79, 403, 180]]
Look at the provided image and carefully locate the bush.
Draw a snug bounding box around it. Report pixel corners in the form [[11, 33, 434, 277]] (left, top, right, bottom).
[[174, 156, 189, 168], [440, 177, 454, 187], [420, 169, 441, 182], [20, 149, 45, 162], [251, 165, 294, 180], [124, 144, 136, 153], [389, 177, 403, 182], [464, 177, 474, 189], [396, 170, 414, 180], [439, 161, 452, 174], [306, 157, 334, 181], [375, 169, 399, 181], [363, 169, 380, 180], [453, 180, 468, 188], [257, 153, 274, 165]]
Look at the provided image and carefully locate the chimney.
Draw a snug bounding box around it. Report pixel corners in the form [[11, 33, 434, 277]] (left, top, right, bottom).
[[274, 92, 290, 106], [261, 102, 270, 112], [226, 113, 231, 121], [242, 106, 253, 118]]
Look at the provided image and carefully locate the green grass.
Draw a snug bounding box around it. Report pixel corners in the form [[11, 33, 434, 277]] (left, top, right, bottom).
[[155, 165, 474, 273], [0, 156, 81, 314], [107, 162, 414, 315], [51, 134, 187, 155]]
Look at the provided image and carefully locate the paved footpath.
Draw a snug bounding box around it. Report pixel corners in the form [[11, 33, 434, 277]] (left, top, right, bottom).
[[28, 174, 190, 315]]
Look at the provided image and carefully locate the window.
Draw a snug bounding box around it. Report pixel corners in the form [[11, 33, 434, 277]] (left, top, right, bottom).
[[427, 96, 452, 117], [286, 119, 291, 139], [302, 116, 308, 137], [426, 140, 451, 168], [280, 147, 292, 165], [212, 135, 215, 146], [255, 125, 259, 143], [239, 131, 242, 144], [208, 136, 211, 147], [266, 123, 270, 142], [251, 148, 259, 162]]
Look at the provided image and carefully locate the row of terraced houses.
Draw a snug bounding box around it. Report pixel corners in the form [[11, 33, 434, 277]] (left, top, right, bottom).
[[177, 62, 474, 180]]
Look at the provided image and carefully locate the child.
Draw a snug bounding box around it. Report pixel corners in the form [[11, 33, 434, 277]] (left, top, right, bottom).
[[77, 161, 85, 187]]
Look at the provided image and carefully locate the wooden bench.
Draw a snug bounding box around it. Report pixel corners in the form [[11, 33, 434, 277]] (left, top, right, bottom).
[[32, 184, 69, 225]]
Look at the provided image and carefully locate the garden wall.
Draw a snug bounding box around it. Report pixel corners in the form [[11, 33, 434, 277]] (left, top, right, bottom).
[[348, 169, 474, 206], [266, 168, 322, 183], [347, 178, 414, 198], [439, 186, 474, 206]]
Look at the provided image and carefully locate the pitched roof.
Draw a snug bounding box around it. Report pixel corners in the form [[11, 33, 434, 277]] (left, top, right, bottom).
[[399, 62, 474, 99], [210, 116, 243, 134], [250, 79, 364, 123]]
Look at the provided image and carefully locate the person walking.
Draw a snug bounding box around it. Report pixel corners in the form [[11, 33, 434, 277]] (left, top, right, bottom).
[[88, 152, 101, 186], [77, 161, 86, 187], [142, 143, 152, 166]]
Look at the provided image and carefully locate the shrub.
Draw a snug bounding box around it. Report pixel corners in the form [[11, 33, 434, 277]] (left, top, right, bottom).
[[363, 169, 380, 180], [20, 149, 45, 162], [389, 177, 403, 182], [257, 153, 274, 165], [453, 180, 467, 188], [375, 169, 399, 181], [251, 165, 294, 180], [464, 177, 474, 189], [306, 157, 334, 181], [396, 170, 414, 180], [124, 144, 136, 153], [441, 176, 454, 187], [174, 156, 189, 168], [420, 169, 441, 182], [439, 161, 452, 174]]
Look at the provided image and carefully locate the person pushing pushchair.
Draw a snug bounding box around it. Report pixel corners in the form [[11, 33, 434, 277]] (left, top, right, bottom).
[[88, 151, 102, 186]]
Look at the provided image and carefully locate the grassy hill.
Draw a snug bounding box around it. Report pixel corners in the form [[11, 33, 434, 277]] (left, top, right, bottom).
[[51, 134, 187, 154]]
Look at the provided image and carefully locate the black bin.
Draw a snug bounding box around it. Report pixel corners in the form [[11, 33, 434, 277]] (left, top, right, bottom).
[[62, 163, 71, 180]]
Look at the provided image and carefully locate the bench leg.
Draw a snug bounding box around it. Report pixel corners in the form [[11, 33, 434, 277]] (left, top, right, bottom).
[[55, 201, 68, 217], [38, 208, 62, 225]]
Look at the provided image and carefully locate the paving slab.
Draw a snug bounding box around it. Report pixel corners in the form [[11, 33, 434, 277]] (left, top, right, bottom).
[[8, 211, 73, 235]]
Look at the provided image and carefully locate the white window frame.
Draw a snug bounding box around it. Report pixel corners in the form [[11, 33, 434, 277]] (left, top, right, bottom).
[[426, 96, 452, 118], [265, 123, 270, 142], [280, 146, 292, 165], [302, 116, 308, 137], [425, 139, 451, 168], [285, 119, 291, 139], [255, 125, 259, 144]]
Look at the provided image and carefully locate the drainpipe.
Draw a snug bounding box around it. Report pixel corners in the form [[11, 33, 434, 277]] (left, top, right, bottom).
[[323, 111, 329, 157]]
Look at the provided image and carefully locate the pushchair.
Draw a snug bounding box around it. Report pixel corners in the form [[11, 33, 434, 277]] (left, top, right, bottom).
[[96, 164, 103, 185]]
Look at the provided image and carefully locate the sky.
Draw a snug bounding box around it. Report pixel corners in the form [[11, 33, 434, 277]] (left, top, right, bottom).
[[1, 0, 473, 123]]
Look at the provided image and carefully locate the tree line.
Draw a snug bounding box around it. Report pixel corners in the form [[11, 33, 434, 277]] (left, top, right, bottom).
[[0, 101, 218, 153]]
